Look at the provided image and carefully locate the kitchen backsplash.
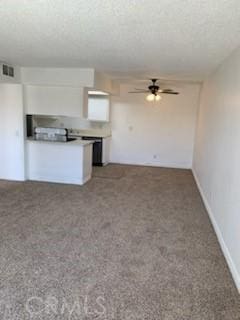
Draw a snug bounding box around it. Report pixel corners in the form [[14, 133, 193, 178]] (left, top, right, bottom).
[[33, 115, 111, 135]]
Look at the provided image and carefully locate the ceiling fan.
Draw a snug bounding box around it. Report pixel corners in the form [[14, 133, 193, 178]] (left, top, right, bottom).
[[128, 79, 179, 101]]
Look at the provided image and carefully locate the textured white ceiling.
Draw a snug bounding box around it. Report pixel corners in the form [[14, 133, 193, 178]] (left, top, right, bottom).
[[0, 0, 240, 80]]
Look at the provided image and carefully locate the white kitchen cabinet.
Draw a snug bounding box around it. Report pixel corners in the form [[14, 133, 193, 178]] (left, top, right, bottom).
[[88, 95, 110, 121], [27, 140, 93, 185], [24, 85, 88, 117]]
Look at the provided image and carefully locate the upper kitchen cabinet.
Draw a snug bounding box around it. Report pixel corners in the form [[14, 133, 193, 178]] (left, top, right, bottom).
[[21, 68, 116, 118], [24, 85, 88, 117], [88, 94, 110, 122], [21, 68, 118, 94]]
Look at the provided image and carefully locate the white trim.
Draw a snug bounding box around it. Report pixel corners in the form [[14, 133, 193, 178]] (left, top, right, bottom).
[[0, 177, 26, 182], [82, 174, 92, 184], [27, 175, 85, 185], [110, 160, 191, 170], [192, 168, 240, 294]]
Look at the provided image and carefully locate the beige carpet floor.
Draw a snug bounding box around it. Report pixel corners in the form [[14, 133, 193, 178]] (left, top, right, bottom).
[[0, 164, 239, 319]]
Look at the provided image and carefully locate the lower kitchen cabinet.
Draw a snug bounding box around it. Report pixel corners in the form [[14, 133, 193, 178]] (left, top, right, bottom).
[[26, 139, 93, 185], [102, 137, 111, 165]]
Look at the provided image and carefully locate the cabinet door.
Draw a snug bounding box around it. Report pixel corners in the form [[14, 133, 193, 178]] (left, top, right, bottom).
[[88, 95, 109, 121], [24, 85, 88, 117]]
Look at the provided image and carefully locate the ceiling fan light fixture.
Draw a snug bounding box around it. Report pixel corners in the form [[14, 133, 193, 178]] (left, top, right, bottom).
[[146, 93, 155, 102], [130, 79, 179, 99], [146, 93, 162, 102]]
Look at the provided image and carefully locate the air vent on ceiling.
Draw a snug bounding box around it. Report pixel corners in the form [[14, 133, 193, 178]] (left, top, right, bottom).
[[2, 64, 14, 77]]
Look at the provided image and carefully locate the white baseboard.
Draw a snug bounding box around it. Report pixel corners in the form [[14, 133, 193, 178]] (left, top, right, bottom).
[[192, 169, 240, 294], [82, 174, 92, 184], [27, 175, 86, 186], [110, 159, 191, 169], [0, 176, 26, 182]]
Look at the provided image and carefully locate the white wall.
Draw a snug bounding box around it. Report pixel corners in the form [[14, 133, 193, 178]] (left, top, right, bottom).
[[0, 84, 25, 180], [94, 71, 114, 94], [110, 83, 200, 168], [193, 47, 240, 292]]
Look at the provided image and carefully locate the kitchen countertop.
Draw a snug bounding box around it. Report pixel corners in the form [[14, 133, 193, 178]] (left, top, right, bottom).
[[68, 130, 111, 138], [27, 138, 93, 146]]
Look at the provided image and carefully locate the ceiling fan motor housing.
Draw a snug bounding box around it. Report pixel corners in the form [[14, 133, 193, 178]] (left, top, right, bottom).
[[148, 84, 159, 95]]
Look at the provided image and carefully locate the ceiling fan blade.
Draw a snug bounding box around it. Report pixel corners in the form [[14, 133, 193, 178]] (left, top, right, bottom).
[[161, 91, 179, 95], [158, 88, 173, 92], [128, 91, 149, 93]]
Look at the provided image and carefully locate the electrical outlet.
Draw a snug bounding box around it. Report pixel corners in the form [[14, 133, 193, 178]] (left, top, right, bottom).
[[153, 154, 161, 160]]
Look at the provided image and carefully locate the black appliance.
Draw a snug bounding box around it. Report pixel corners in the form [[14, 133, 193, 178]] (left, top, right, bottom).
[[82, 136, 103, 166], [35, 127, 77, 142], [26, 115, 33, 137]]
